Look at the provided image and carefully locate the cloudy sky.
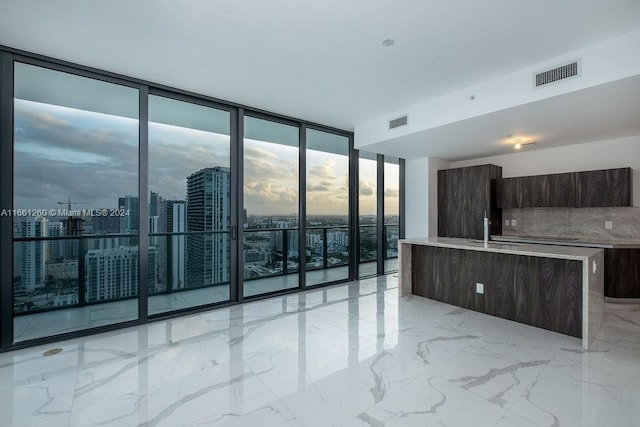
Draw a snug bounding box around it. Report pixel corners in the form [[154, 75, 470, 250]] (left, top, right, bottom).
[[13, 99, 397, 219]]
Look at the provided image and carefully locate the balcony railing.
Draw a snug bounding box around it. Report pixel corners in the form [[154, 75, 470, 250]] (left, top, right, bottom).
[[11, 224, 361, 314]]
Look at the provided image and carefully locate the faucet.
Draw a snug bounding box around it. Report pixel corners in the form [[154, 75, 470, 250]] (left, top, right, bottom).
[[483, 211, 489, 246]]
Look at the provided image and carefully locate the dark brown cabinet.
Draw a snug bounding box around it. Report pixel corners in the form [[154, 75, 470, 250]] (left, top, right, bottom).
[[497, 173, 575, 208], [575, 168, 632, 207], [514, 256, 582, 337], [411, 246, 583, 338], [523, 173, 575, 207], [438, 164, 502, 239], [497, 167, 632, 208], [604, 248, 640, 298]]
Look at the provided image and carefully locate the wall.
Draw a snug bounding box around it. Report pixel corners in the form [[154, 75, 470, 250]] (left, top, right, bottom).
[[405, 158, 429, 238], [405, 157, 450, 238], [502, 207, 640, 240]]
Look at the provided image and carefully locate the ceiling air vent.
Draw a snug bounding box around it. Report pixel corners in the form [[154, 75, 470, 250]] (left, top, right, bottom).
[[389, 115, 408, 130], [534, 60, 580, 88]]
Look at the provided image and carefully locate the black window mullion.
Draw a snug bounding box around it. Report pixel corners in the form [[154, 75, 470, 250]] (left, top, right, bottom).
[[236, 108, 245, 303], [377, 154, 385, 275], [230, 107, 240, 303], [0, 52, 15, 348], [299, 124, 307, 290], [399, 158, 406, 239], [138, 85, 149, 323], [350, 146, 359, 280]]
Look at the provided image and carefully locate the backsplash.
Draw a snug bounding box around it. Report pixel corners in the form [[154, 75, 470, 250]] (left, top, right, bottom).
[[502, 207, 640, 240]]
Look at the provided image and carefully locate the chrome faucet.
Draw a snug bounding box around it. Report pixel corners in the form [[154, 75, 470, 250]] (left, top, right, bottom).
[[483, 211, 489, 246]]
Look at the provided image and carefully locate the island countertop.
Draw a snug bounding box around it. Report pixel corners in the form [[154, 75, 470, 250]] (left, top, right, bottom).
[[399, 237, 605, 350], [400, 237, 602, 261]]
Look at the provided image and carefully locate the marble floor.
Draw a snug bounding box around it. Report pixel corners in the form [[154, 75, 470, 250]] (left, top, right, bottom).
[[14, 266, 354, 342], [1, 275, 639, 426]]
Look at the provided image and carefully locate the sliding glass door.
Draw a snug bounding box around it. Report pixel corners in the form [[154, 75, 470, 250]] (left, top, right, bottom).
[[147, 94, 233, 315], [12, 62, 140, 342], [305, 129, 350, 286], [242, 116, 300, 298]]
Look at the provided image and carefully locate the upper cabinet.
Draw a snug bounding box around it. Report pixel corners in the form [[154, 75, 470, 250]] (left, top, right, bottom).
[[497, 172, 575, 208], [438, 164, 502, 239], [574, 168, 632, 207], [497, 167, 632, 209]]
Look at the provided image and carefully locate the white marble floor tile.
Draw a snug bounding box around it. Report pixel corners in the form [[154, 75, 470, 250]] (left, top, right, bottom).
[[2, 277, 640, 427], [344, 374, 505, 427]]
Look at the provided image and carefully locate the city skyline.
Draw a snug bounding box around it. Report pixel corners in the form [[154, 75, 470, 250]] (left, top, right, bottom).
[[13, 99, 397, 217]]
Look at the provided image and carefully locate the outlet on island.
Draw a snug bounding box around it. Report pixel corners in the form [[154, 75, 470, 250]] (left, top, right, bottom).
[[605, 221, 613, 230], [511, 219, 517, 226], [476, 283, 484, 294]]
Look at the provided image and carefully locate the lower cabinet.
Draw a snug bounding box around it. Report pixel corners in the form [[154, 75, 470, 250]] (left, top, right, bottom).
[[514, 256, 582, 338], [605, 249, 640, 298], [411, 246, 583, 338]]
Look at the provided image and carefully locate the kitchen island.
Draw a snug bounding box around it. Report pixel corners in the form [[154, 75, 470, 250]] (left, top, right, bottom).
[[398, 237, 604, 350]]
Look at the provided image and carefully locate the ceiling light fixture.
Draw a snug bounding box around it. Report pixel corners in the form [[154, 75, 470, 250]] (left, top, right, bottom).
[[514, 141, 537, 150], [382, 39, 395, 47]]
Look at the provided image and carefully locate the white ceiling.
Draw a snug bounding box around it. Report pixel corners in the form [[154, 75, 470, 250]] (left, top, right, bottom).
[[363, 75, 640, 161], [1, 0, 640, 159]]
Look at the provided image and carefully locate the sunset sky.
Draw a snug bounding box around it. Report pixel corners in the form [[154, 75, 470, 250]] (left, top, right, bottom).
[[13, 99, 397, 217]]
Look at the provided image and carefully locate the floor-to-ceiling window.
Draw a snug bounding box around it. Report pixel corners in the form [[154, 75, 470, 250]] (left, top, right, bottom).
[[242, 115, 300, 298], [0, 46, 401, 351], [358, 152, 378, 278], [357, 153, 404, 278], [147, 94, 233, 315], [11, 61, 139, 342], [305, 128, 350, 287], [384, 158, 400, 273]]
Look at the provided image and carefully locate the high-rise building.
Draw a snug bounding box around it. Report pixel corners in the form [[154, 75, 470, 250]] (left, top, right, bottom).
[[149, 191, 161, 217], [92, 210, 120, 234], [186, 167, 230, 287], [48, 221, 67, 261], [158, 199, 186, 291], [85, 246, 157, 302], [14, 217, 48, 291], [118, 195, 139, 233]]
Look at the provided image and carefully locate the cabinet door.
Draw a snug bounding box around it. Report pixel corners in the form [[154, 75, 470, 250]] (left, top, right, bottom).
[[496, 177, 519, 209], [523, 173, 574, 207], [438, 169, 462, 238], [484, 252, 516, 320], [605, 249, 640, 298], [515, 256, 582, 338], [575, 168, 632, 207]]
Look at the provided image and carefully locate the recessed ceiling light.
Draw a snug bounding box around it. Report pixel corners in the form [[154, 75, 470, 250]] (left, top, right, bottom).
[[382, 39, 395, 47], [515, 143, 522, 150]]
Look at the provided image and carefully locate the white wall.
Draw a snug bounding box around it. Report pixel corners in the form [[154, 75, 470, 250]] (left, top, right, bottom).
[[405, 157, 450, 238], [405, 158, 430, 238], [450, 135, 640, 207]]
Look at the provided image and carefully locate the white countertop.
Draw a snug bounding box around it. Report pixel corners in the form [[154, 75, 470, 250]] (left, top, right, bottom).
[[400, 237, 602, 261]]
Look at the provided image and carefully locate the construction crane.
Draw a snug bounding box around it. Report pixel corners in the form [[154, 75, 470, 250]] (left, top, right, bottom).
[[57, 198, 88, 212], [57, 198, 89, 235]]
